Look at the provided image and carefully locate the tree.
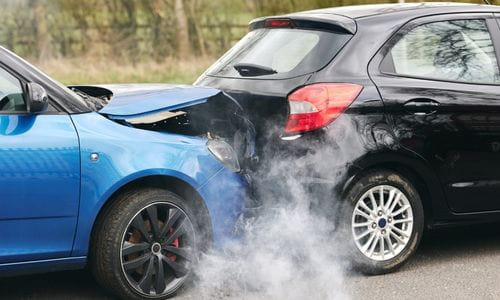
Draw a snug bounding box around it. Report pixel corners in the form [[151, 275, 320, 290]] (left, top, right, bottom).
[[33, 0, 52, 60], [175, 0, 192, 58]]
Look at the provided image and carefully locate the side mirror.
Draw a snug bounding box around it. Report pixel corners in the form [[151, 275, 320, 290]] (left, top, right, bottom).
[[27, 82, 49, 113]]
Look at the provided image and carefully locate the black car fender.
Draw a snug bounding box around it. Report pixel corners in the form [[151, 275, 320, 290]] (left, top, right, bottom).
[[340, 149, 452, 227]]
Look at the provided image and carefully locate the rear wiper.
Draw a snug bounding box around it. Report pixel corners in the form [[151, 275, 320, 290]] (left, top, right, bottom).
[[234, 63, 277, 77]]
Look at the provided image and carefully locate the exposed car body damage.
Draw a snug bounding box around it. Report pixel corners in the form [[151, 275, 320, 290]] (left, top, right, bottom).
[[96, 84, 219, 117], [70, 83, 258, 200], [71, 84, 257, 167]]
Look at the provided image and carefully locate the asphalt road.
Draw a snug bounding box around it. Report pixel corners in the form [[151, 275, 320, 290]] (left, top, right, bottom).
[[1, 224, 499, 300]]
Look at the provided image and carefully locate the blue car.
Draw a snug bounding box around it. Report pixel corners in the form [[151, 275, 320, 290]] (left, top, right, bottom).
[[0, 47, 255, 299]]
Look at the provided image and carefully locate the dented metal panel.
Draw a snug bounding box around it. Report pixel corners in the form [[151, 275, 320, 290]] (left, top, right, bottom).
[[94, 84, 220, 119]]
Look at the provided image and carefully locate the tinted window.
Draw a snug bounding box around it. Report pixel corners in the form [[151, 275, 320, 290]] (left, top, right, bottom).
[[387, 19, 500, 84], [0, 68, 26, 111], [206, 28, 352, 79]]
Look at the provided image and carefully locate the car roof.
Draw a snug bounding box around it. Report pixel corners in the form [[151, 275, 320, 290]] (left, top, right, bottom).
[[296, 2, 500, 19]]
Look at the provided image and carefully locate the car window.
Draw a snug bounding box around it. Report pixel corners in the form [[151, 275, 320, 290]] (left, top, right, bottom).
[[387, 19, 500, 84], [205, 28, 352, 79], [237, 30, 320, 73], [0, 68, 26, 111]]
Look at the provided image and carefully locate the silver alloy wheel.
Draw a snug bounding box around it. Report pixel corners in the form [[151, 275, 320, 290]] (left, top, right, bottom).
[[120, 202, 195, 297], [351, 185, 413, 261]]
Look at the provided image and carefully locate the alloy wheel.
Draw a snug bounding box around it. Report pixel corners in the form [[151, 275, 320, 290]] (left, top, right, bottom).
[[351, 185, 413, 261], [120, 202, 195, 297]]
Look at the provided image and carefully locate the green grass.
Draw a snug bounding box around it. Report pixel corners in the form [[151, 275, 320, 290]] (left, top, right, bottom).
[[34, 57, 217, 85]]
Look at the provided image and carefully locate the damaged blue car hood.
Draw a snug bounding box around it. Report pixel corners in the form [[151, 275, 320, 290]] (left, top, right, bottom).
[[95, 84, 220, 119]]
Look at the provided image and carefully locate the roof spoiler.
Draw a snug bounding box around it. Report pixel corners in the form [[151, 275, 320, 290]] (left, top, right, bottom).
[[249, 13, 356, 34]]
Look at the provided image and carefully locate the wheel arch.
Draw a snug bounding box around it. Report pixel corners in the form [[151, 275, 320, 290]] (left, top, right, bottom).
[[342, 151, 449, 228], [89, 175, 213, 255]]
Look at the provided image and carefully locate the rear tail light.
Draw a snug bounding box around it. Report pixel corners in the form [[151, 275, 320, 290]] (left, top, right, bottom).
[[285, 83, 363, 134]]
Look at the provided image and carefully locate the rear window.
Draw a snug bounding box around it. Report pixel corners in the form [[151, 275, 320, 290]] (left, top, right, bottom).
[[205, 28, 352, 79]]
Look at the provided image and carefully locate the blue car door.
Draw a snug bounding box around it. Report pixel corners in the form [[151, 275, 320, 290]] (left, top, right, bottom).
[[0, 66, 80, 263]]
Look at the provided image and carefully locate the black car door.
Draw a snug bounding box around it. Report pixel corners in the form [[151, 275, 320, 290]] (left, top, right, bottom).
[[369, 13, 500, 213]]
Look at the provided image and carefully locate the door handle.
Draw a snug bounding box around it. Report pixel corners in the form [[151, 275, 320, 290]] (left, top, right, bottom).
[[403, 98, 440, 115]]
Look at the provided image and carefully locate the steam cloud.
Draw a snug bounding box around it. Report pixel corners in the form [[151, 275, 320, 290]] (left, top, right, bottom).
[[185, 117, 367, 300]]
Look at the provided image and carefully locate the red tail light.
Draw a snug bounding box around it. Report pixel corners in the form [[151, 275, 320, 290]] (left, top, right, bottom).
[[265, 19, 294, 28], [285, 83, 363, 134]]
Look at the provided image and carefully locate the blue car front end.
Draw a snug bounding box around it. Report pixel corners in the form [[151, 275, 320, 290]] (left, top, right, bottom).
[[70, 110, 251, 257], [0, 83, 253, 282], [0, 46, 257, 298]]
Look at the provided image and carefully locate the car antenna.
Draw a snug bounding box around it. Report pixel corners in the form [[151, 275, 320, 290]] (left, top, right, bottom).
[[483, 0, 491, 5]]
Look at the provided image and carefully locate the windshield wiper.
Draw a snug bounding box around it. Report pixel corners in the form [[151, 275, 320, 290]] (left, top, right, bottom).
[[234, 63, 277, 77]]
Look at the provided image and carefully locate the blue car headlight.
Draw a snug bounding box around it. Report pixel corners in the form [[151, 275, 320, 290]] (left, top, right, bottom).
[[207, 139, 241, 172]]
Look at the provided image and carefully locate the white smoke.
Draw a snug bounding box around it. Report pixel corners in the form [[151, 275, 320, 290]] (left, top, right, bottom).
[[186, 116, 367, 300]]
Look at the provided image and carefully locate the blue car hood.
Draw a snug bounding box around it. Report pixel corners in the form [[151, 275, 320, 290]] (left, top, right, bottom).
[[91, 84, 220, 119]]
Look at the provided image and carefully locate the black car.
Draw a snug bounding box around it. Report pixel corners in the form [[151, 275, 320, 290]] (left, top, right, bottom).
[[196, 2, 500, 273]]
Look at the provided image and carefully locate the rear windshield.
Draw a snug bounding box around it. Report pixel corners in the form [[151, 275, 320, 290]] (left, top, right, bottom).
[[205, 28, 352, 79]]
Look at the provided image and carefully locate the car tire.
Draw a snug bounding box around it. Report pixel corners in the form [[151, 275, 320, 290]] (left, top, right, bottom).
[[341, 170, 424, 275], [90, 188, 199, 300]]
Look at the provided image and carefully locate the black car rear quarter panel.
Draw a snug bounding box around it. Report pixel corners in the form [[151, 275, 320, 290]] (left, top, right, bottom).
[[365, 10, 500, 225]]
